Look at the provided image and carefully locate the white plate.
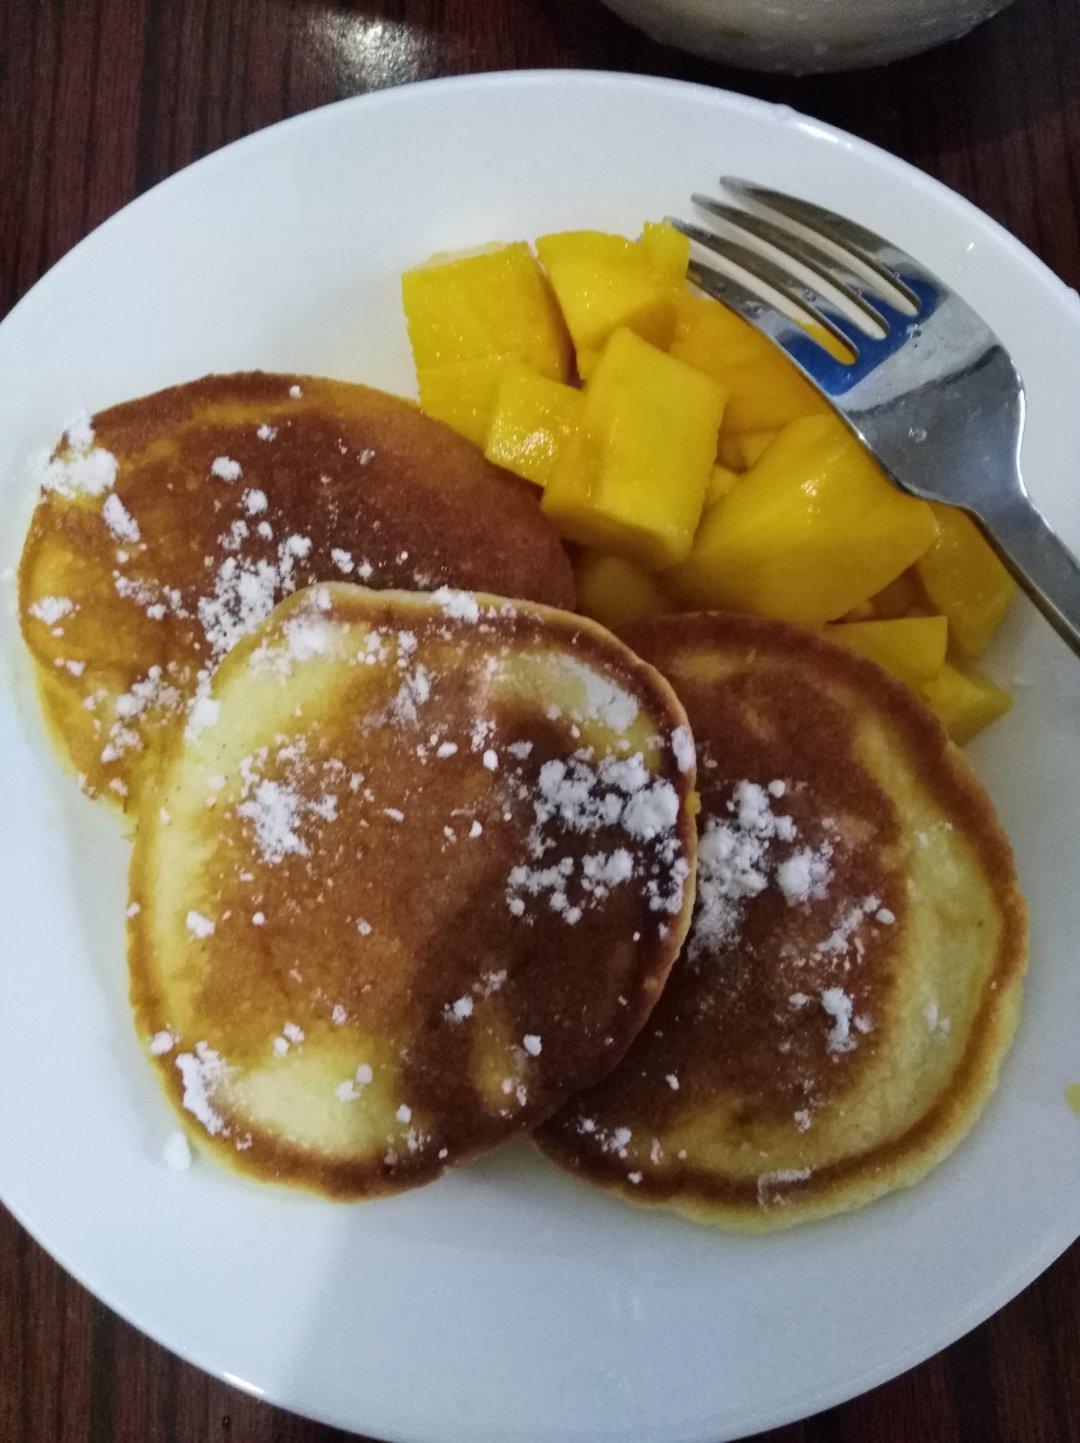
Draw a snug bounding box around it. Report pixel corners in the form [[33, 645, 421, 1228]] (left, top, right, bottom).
[[1, 71, 1078, 1443]]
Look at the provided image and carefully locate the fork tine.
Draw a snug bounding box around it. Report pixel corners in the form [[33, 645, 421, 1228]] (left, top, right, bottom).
[[722, 177, 934, 309], [690, 194, 889, 334], [675, 219, 867, 358], [686, 258, 797, 343], [686, 256, 855, 392]]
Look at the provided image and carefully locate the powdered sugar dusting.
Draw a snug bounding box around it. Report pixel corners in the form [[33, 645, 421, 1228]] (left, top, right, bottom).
[[432, 586, 481, 623], [102, 492, 140, 543], [757, 1167, 813, 1206], [671, 726, 695, 774], [28, 595, 75, 626], [34, 414, 118, 497], [175, 1042, 230, 1136], [237, 778, 337, 864]]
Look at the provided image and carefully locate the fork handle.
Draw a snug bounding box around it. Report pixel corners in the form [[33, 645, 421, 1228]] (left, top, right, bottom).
[[977, 491, 1080, 658]]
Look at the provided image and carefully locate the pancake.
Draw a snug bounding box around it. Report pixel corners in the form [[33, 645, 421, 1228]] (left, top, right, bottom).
[[535, 613, 1026, 1230], [128, 582, 697, 1199], [18, 372, 575, 807]]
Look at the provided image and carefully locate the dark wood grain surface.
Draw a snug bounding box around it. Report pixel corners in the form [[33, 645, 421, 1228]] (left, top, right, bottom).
[[1, 1, 1078, 1439]]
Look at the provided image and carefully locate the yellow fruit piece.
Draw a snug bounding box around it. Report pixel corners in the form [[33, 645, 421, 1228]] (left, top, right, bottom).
[[483, 364, 584, 487], [670, 294, 830, 433], [638, 221, 691, 284], [705, 465, 741, 508], [402, 242, 572, 378], [915, 504, 1015, 656], [826, 616, 949, 687], [668, 415, 938, 623], [536, 230, 682, 379], [866, 569, 926, 620], [716, 433, 747, 472], [920, 662, 1011, 744], [731, 429, 778, 470], [543, 329, 725, 569], [416, 356, 510, 447], [575, 552, 673, 631]]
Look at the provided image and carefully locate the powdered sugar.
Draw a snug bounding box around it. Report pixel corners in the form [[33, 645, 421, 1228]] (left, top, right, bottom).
[[689, 780, 812, 958], [186, 910, 215, 939], [756, 1167, 812, 1205], [34, 414, 118, 497], [776, 845, 833, 904], [237, 778, 337, 865], [671, 726, 695, 774], [210, 456, 242, 482], [28, 595, 75, 626], [432, 586, 480, 623], [507, 750, 687, 923], [820, 987, 854, 1052], [102, 492, 140, 542], [559, 657, 639, 731], [175, 1041, 230, 1135]]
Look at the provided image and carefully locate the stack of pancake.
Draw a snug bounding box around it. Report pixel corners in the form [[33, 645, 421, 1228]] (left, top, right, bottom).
[[19, 373, 1026, 1226]]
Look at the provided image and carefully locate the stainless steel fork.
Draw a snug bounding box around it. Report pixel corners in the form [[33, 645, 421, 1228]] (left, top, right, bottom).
[[672, 179, 1080, 657]]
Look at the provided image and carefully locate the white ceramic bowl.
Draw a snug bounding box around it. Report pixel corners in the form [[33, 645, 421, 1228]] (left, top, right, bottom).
[[599, 0, 1014, 72]]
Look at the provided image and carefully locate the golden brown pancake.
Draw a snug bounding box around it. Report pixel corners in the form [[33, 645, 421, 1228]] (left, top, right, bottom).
[[18, 373, 575, 806], [536, 613, 1027, 1230], [128, 583, 697, 1199]]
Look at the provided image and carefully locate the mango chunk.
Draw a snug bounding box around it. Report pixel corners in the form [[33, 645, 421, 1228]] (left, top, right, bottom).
[[542, 329, 725, 570], [670, 294, 830, 434], [716, 432, 748, 472], [638, 221, 691, 284], [535, 230, 683, 379], [402, 242, 572, 378], [416, 356, 509, 448], [732, 429, 778, 470], [864, 569, 926, 620], [575, 552, 673, 631], [920, 662, 1012, 743], [915, 504, 1015, 656], [826, 616, 949, 687], [483, 364, 583, 487], [668, 415, 938, 623], [705, 464, 741, 509]]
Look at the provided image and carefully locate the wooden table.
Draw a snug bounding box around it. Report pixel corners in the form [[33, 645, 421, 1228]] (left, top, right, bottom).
[[2, 0, 1077, 1438]]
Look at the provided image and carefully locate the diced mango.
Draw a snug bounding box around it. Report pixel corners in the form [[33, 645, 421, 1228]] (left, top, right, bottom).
[[575, 552, 674, 631], [670, 294, 830, 434], [826, 616, 949, 687], [638, 221, 691, 284], [920, 662, 1012, 743], [732, 429, 778, 470], [416, 356, 510, 447], [716, 433, 747, 472], [402, 242, 571, 378], [483, 364, 583, 487], [705, 465, 741, 509], [542, 329, 725, 570], [915, 504, 1015, 656], [667, 415, 938, 623], [865, 569, 926, 620], [536, 230, 682, 378]]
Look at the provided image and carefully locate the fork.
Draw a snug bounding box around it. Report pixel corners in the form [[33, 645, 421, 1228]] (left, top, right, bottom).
[[672, 179, 1080, 658]]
